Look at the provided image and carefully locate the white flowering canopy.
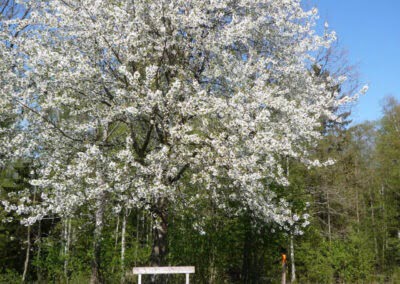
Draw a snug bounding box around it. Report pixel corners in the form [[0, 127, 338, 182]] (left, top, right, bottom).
[[0, 0, 363, 230]]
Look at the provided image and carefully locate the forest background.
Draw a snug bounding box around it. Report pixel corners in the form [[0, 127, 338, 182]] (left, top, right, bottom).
[[0, 0, 399, 283]]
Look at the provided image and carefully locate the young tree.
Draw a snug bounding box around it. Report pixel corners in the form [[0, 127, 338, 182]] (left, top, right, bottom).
[[1, 0, 365, 282]]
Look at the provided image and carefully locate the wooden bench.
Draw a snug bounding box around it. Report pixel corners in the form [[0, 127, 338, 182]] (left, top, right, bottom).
[[132, 266, 195, 284]]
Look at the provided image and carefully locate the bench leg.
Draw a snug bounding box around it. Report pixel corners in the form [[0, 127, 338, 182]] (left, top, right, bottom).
[[138, 274, 142, 284], [186, 273, 189, 284]]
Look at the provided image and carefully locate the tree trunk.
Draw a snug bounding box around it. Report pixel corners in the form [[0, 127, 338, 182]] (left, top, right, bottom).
[[209, 202, 217, 284], [90, 192, 106, 284], [356, 188, 360, 229], [150, 201, 168, 284], [381, 184, 387, 270], [369, 189, 378, 259], [111, 214, 120, 274], [23, 186, 37, 282], [134, 210, 140, 266], [241, 225, 251, 283], [64, 218, 72, 280], [115, 214, 120, 248], [150, 206, 168, 266], [22, 224, 31, 282], [326, 191, 332, 246], [290, 234, 296, 283], [120, 210, 127, 283], [36, 220, 42, 282], [355, 158, 360, 230]]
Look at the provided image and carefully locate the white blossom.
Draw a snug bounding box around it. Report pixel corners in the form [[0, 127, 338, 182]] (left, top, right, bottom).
[[0, 0, 361, 230]]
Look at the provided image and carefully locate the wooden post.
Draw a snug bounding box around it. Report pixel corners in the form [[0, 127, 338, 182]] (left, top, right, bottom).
[[281, 253, 287, 284], [138, 274, 142, 284], [186, 273, 189, 284]]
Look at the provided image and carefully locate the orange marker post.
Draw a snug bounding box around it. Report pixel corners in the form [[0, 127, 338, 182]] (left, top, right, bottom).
[[281, 253, 287, 284]]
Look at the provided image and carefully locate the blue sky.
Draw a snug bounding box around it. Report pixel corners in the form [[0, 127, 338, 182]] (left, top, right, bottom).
[[309, 0, 400, 124]]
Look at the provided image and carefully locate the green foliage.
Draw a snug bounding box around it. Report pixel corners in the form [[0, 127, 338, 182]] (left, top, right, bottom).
[[297, 236, 334, 283], [0, 269, 21, 284], [330, 231, 374, 282]]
